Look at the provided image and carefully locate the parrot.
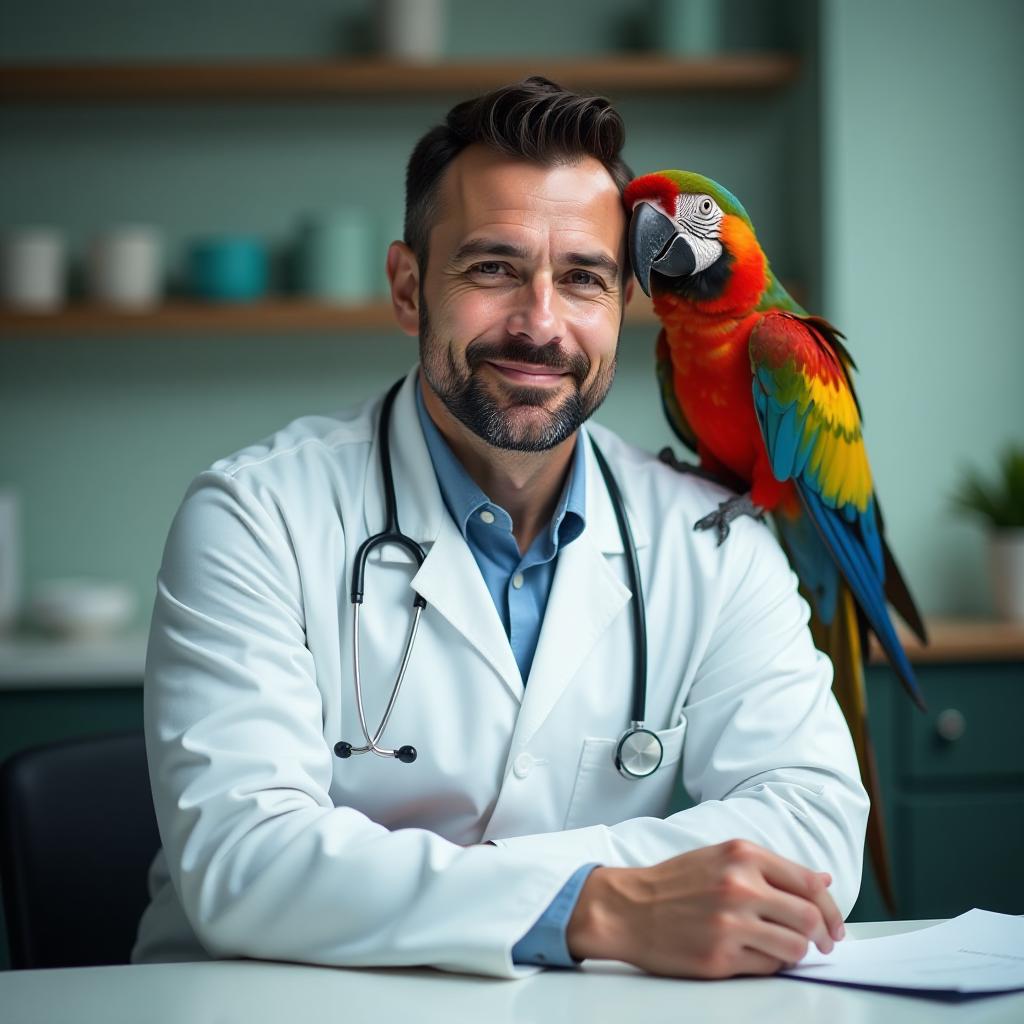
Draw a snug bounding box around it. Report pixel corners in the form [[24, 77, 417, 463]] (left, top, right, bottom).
[[623, 168, 928, 914]]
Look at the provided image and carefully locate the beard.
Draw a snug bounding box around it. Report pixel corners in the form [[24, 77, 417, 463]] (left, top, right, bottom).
[[417, 290, 618, 453]]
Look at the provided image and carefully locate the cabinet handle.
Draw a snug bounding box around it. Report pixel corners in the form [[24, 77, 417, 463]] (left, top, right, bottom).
[[935, 708, 967, 742]]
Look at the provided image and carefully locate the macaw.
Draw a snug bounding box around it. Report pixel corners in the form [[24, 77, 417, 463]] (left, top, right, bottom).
[[624, 169, 928, 913]]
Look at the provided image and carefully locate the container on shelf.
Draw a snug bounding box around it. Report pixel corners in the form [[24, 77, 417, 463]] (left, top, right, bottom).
[[85, 224, 164, 308], [376, 0, 445, 62], [649, 0, 723, 55], [0, 227, 67, 311], [991, 528, 1024, 622], [296, 210, 376, 304], [26, 577, 137, 639], [187, 236, 268, 302]]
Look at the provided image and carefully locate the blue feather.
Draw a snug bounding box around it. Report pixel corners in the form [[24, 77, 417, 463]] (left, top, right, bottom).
[[801, 488, 922, 706]]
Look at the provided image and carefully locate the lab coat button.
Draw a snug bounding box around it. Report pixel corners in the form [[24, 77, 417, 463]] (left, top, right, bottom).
[[513, 753, 533, 778]]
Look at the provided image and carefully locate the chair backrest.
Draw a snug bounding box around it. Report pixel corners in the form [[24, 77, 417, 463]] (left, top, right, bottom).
[[0, 731, 160, 969]]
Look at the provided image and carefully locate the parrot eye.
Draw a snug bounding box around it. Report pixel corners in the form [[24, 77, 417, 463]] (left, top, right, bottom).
[[699, 198, 713, 214]]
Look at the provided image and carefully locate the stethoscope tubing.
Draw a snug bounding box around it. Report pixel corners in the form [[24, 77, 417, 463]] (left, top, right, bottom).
[[337, 376, 662, 779]]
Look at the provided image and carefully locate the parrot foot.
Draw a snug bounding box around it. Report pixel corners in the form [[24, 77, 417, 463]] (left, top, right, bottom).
[[694, 493, 766, 546], [658, 447, 732, 486]]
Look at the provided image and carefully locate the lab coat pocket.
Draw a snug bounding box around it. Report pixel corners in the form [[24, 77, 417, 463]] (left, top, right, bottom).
[[563, 717, 687, 830]]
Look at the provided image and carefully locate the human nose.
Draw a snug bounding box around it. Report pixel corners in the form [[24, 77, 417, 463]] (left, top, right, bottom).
[[505, 273, 563, 345]]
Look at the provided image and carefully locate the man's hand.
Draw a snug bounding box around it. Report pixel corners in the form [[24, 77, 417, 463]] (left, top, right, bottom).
[[566, 839, 845, 978]]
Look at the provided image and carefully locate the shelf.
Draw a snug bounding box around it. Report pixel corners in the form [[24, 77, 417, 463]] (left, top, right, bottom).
[[0, 295, 663, 335], [0, 55, 799, 103], [869, 618, 1024, 666], [0, 629, 149, 689]]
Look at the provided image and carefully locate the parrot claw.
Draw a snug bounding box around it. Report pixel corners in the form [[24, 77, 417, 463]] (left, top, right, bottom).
[[658, 448, 740, 489], [694, 493, 767, 546]]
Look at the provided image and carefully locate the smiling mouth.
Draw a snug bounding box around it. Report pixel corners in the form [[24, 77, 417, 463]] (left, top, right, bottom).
[[485, 361, 570, 385]]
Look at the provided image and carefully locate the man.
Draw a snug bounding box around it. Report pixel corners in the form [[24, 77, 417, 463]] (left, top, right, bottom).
[[132, 77, 867, 979]]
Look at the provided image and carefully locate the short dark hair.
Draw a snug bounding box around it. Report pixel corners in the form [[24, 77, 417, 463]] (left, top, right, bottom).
[[404, 75, 634, 272]]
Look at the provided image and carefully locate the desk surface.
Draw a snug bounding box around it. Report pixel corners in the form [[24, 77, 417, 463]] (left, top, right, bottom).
[[2, 920, 1022, 1023]]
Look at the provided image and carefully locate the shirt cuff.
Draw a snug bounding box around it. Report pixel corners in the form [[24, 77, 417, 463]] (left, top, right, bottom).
[[510, 863, 601, 968]]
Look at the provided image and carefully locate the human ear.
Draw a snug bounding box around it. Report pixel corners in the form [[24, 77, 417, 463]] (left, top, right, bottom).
[[386, 241, 420, 337]]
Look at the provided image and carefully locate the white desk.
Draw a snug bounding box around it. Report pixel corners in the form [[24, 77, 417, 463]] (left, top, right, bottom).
[[2, 921, 1022, 1023]]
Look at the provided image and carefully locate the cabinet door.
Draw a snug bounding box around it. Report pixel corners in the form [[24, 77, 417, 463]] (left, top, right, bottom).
[[898, 793, 1024, 918], [900, 664, 1024, 783]]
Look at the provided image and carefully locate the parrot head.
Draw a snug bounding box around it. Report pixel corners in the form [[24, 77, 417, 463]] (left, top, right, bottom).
[[624, 170, 768, 308]]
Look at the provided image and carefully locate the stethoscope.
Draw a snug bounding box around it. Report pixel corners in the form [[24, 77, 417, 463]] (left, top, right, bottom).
[[333, 377, 664, 780]]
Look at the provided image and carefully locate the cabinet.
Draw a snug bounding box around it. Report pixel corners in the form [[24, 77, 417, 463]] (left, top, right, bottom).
[[849, 658, 1024, 921]]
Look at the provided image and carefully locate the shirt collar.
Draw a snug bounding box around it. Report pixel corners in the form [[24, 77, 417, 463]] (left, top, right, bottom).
[[414, 372, 587, 549]]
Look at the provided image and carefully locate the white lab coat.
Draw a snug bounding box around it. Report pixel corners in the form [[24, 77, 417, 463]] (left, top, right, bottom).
[[132, 366, 868, 978]]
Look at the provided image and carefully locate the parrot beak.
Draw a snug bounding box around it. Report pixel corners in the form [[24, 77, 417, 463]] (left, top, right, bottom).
[[629, 201, 697, 297]]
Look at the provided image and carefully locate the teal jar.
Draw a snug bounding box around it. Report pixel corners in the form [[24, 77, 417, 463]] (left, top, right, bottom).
[[296, 210, 375, 304], [188, 236, 268, 302], [650, 0, 723, 55]]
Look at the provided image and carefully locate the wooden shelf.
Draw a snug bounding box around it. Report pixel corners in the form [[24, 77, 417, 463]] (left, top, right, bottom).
[[0, 295, 663, 335], [0, 55, 799, 103], [869, 618, 1024, 665]]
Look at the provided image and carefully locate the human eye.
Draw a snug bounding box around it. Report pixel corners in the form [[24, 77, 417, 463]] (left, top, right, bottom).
[[564, 269, 606, 291], [468, 261, 513, 280]]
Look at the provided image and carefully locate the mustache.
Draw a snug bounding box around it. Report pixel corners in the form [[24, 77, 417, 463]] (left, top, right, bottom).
[[465, 338, 590, 381]]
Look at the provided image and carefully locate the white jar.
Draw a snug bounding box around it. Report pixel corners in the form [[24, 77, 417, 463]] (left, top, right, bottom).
[[86, 224, 164, 308], [377, 0, 445, 62], [0, 227, 67, 311], [990, 528, 1024, 622]]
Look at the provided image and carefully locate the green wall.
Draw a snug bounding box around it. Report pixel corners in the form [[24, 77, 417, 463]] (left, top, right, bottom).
[[9, 3, 1017, 626], [1, 0, 820, 632], [820, 0, 1024, 615]]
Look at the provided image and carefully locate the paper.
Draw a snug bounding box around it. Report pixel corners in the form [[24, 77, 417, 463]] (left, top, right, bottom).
[[782, 909, 1024, 995]]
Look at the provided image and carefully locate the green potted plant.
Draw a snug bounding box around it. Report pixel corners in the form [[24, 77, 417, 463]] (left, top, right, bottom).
[[952, 443, 1024, 621]]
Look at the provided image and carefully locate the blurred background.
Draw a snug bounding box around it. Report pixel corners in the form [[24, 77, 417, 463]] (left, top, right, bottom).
[[1, 0, 1022, 634], [0, 0, 1021, 963]]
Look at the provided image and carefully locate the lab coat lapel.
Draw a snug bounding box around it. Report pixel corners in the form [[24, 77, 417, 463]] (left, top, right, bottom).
[[362, 368, 524, 704], [510, 428, 646, 748], [411, 516, 525, 704]]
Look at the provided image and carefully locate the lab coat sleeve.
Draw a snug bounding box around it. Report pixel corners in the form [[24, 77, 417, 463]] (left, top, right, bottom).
[[493, 516, 870, 917], [143, 469, 588, 978]]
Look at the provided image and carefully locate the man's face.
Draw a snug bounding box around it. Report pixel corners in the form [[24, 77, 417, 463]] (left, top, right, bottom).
[[417, 145, 629, 452]]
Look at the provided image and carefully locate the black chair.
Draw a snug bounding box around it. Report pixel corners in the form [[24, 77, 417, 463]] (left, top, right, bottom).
[[0, 731, 160, 969]]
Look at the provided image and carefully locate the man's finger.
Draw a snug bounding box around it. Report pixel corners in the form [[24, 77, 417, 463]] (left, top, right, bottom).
[[757, 888, 834, 953], [732, 947, 788, 977], [756, 851, 845, 943], [744, 918, 816, 963]]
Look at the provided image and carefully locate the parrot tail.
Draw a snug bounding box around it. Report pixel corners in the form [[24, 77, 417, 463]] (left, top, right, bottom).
[[810, 583, 898, 917]]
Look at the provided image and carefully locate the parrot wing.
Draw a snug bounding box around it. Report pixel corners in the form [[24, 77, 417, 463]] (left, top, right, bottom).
[[748, 311, 926, 710], [655, 329, 698, 455]]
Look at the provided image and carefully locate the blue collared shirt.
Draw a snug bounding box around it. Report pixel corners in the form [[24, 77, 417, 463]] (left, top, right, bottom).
[[414, 376, 587, 684], [413, 377, 599, 967]]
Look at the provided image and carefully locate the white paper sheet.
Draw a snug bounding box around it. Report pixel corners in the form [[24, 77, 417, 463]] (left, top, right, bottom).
[[782, 909, 1024, 994]]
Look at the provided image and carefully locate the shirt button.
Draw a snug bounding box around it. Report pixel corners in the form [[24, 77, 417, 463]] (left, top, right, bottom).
[[512, 573, 524, 590], [479, 510, 495, 524], [513, 753, 533, 778]]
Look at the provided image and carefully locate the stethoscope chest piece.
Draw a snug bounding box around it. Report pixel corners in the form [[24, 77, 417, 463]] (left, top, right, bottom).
[[615, 725, 664, 779]]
